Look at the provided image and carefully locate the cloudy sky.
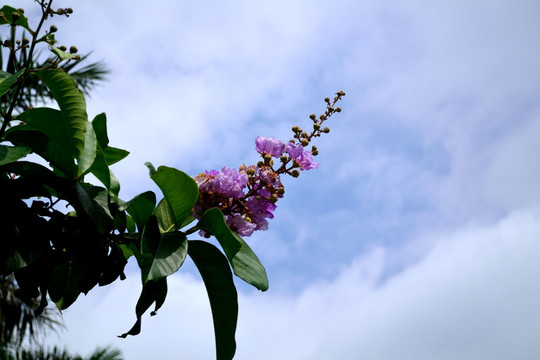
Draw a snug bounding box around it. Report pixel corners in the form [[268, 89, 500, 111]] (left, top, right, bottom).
[[13, 0, 540, 358]]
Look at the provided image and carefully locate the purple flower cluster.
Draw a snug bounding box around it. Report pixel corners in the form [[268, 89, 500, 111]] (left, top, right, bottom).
[[255, 136, 319, 170], [194, 136, 321, 237], [194, 164, 283, 237]]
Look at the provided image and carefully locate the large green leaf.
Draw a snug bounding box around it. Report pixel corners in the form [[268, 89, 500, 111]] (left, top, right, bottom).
[[154, 198, 175, 233], [150, 166, 199, 228], [77, 122, 97, 176], [48, 260, 83, 311], [74, 182, 114, 234], [119, 278, 168, 338], [92, 113, 129, 165], [188, 240, 238, 360], [0, 6, 31, 32], [140, 216, 188, 283], [36, 69, 87, 156], [119, 191, 156, 233], [0, 144, 31, 165], [5, 125, 77, 178], [198, 208, 269, 291], [0, 68, 25, 96]]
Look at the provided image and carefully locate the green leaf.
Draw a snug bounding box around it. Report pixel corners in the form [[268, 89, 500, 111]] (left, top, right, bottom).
[[119, 278, 167, 338], [0, 6, 31, 32], [5, 125, 77, 178], [50, 46, 78, 60], [188, 240, 238, 360], [154, 198, 175, 233], [103, 146, 129, 165], [120, 191, 156, 233], [0, 144, 31, 165], [48, 260, 82, 310], [36, 69, 87, 156], [92, 113, 129, 165], [77, 122, 97, 176], [150, 166, 199, 228], [0, 68, 24, 96], [140, 216, 188, 283], [74, 182, 114, 234], [198, 208, 269, 291]]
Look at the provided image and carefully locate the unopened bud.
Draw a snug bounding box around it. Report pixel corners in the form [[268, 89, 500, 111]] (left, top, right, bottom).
[[280, 155, 288, 162], [301, 139, 309, 146], [292, 125, 300, 133], [246, 168, 256, 176], [11, 12, 20, 21], [328, 106, 334, 112], [257, 161, 264, 167], [66, 8, 73, 14], [336, 107, 342, 112], [56, 8, 65, 15], [58, 45, 67, 51], [69, 45, 78, 54], [322, 127, 330, 133], [313, 124, 320, 130], [324, 97, 330, 103], [312, 149, 319, 156], [269, 194, 278, 203], [49, 25, 58, 33], [289, 139, 295, 144], [337, 90, 346, 96], [22, 37, 29, 45], [291, 169, 300, 178], [17, 8, 24, 14], [309, 113, 316, 120], [277, 187, 285, 195], [301, 131, 308, 138]]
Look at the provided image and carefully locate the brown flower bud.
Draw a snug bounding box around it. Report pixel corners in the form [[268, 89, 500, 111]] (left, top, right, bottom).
[[291, 169, 300, 178], [322, 127, 330, 133], [309, 113, 317, 120], [49, 25, 58, 33], [69, 45, 78, 54], [301, 139, 309, 146], [58, 45, 67, 51]]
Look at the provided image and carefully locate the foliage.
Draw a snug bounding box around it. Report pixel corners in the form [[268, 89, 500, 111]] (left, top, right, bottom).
[[0, 2, 344, 359]]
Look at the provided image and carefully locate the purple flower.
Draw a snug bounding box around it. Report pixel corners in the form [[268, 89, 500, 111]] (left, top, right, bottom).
[[213, 167, 248, 198], [286, 143, 319, 170], [226, 214, 257, 237], [255, 136, 286, 157]]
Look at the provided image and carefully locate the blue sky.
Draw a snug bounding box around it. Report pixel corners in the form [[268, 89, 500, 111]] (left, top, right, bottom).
[[13, 0, 540, 358]]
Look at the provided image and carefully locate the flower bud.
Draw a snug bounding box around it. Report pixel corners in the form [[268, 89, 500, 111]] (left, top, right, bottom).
[[11, 12, 20, 21], [66, 8, 74, 14], [58, 45, 67, 51], [56, 8, 65, 15], [49, 25, 58, 33], [17, 9, 24, 14], [324, 97, 330, 103], [292, 125, 301, 133], [246, 168, 256, 176], [313, 124, 320, 130], [257, 161, 264, 167], [289, 139, 295, 144], [323, 127, 330, 133], [280, 155, 288, 162], [291, 169, 300, 178], [336, 107, 342, 112], [312, 149, 319, 156], [337, 90, 346, 96], [301, 131, 308, 138], [277, 187, 285, 195], [309, 113, 317, 120], [69, 45, 78, 54], [301, 139, 309, 146], [269, 194, 278, 203]]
